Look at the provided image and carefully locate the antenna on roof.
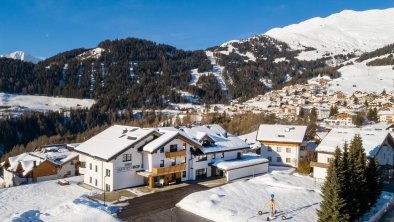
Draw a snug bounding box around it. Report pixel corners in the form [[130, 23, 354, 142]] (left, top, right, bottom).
[[122, 129, 128, 134]]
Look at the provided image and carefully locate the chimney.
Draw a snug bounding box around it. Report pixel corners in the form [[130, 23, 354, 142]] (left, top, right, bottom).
[[33, 161, 36, 168]]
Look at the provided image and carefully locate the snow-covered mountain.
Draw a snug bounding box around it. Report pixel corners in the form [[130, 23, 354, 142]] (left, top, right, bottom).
[[265, 8, 394, 61], [0, 51, 42, 64]]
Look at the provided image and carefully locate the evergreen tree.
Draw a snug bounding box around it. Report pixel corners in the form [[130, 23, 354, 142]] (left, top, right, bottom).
[[329, 105, 338, 117], [317, 147, 350, 222], [310, 108, 318, 123], [298, 108, 305, 117], [353, 114, 364, 127], [354, 97, 359, 104], [365, 158, 382, 208], [348, 134, 368, 219], [364, 99, 369, 107], [382, 89, 387, 95]]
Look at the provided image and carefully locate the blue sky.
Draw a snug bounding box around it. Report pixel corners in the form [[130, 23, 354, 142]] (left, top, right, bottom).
[[1, 0, 393, 58]]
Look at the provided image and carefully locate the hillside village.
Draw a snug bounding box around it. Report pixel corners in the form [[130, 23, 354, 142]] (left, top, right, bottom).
[[2, 3, 394, 222]]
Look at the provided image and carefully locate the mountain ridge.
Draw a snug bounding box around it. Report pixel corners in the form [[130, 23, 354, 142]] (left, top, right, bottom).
[[0, 50, 42, 64]]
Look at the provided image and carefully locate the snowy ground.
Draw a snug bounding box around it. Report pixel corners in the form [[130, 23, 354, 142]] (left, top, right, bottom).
[[329, 62, 394, 95], [0, 176, 120, 222], [177, 167, 321, 222], [0, 93, 95, 111]]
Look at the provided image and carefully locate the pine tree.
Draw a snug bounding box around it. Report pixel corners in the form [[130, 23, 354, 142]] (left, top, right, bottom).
[[366, 158, 382, 207], [317, 147, 350, 222], [364, 99, 369, 107], [329, 105, 338, 117], [348, 134, 369, 219], [337, 142, 351, 217]]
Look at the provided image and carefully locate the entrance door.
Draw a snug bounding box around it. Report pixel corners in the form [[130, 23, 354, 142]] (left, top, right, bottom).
[[196, 168, 207, 179]]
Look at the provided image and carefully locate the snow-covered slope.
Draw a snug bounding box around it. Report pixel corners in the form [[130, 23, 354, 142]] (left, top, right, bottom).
[[0, 51, 42, 64], [265, 8, 394, 60], [0, 176, 119, 222]]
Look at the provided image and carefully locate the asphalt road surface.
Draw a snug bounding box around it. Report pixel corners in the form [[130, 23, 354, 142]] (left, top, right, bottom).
[[117, 183, 212, 222]]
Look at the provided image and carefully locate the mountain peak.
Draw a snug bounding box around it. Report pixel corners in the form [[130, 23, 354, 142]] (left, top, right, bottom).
[[264, 8, 394, 60], [0, 51, 42, 64]]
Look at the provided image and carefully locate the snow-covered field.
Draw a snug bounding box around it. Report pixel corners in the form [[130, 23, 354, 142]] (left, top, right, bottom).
[[329, 62, 394, 95], [0, 93, 95, 111], [0, 176, 120, 222], [177, 167, 321, 222]]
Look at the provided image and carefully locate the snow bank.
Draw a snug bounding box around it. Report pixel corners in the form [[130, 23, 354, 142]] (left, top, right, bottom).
[[0, 176, 120, 222], [360, 191, 394, 222], [177, 167, 321, 222]]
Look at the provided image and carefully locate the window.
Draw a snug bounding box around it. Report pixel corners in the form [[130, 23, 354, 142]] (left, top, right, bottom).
[[286, 148, 291, 153], [80, 162, 86, 168], [220, 152, 224, 158], [277, 157, 282, 162], [171, 158, 176, 166], [267, 156, 272, 162], [159, 147, 164, 153], [105, 184, 111, 192], [182, 157, 186, 163], [286, 158, 291, 163], [89, 177, 92, 184], [197, 154, 207, 161], [70, 160, 74, 165], [123, 154, 132, 162], [327, 158, 334, 163], [183, 143, 187, 149], [89, 163, 92, 170], [160, 160, 164, 167], [95, 179, 98, 186], [106, 169, 111, 177], [276, 147, 281, 152], [300, 146, 306, 151], [170, 144, 178, 152], [212, 153, 216, 159], [267, 146, 272, 152], [182, 171, 186, 178], [95, 165, 98, 172]]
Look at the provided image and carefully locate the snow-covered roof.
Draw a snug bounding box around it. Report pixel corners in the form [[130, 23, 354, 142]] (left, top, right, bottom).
[[178, 125, 250, 154], [142, 128, 201, 153], [212, 154, 268, 170], [256, 124, 307, 144], [74, 125, 157, 160], [6, 146, 78, 176], [316, 128, 392, 157]]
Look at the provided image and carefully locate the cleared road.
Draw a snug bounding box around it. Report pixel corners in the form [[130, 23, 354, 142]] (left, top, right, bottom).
[[118, 183, 212, 222]]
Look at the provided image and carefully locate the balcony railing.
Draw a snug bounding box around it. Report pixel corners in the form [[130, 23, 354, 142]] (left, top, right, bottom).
[[152, 163, 186, 176], [165, 149, 186, 158], [310, 161, 330, 168]]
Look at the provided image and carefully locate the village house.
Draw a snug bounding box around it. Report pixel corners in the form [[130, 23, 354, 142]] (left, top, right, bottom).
[[324, 112, 355, 126], [311, 128, 394, 182], [256, 124, 308, 168], [0, 145, 78, 188], [73, 124, 267, 191], [378, 109, 394, 123]]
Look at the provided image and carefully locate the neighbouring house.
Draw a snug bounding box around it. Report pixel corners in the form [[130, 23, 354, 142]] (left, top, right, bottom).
[[0, 145, 79, 188], [73, 124, 265, 191], [378, 109, 394, 123], [311, 128, 394, 182], [324, 112, 355, 126], [174, 124, 255, 180], [256, 124, 308, 168]]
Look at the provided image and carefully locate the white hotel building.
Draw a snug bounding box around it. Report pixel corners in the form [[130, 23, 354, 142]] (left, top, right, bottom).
[[74, 124, 268, 191]]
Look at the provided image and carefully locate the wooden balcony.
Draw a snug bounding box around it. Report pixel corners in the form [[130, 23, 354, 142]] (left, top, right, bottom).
[[165, 149, 186, 158], [152, 163, 186, 176], [310, 161, 330, 168]]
